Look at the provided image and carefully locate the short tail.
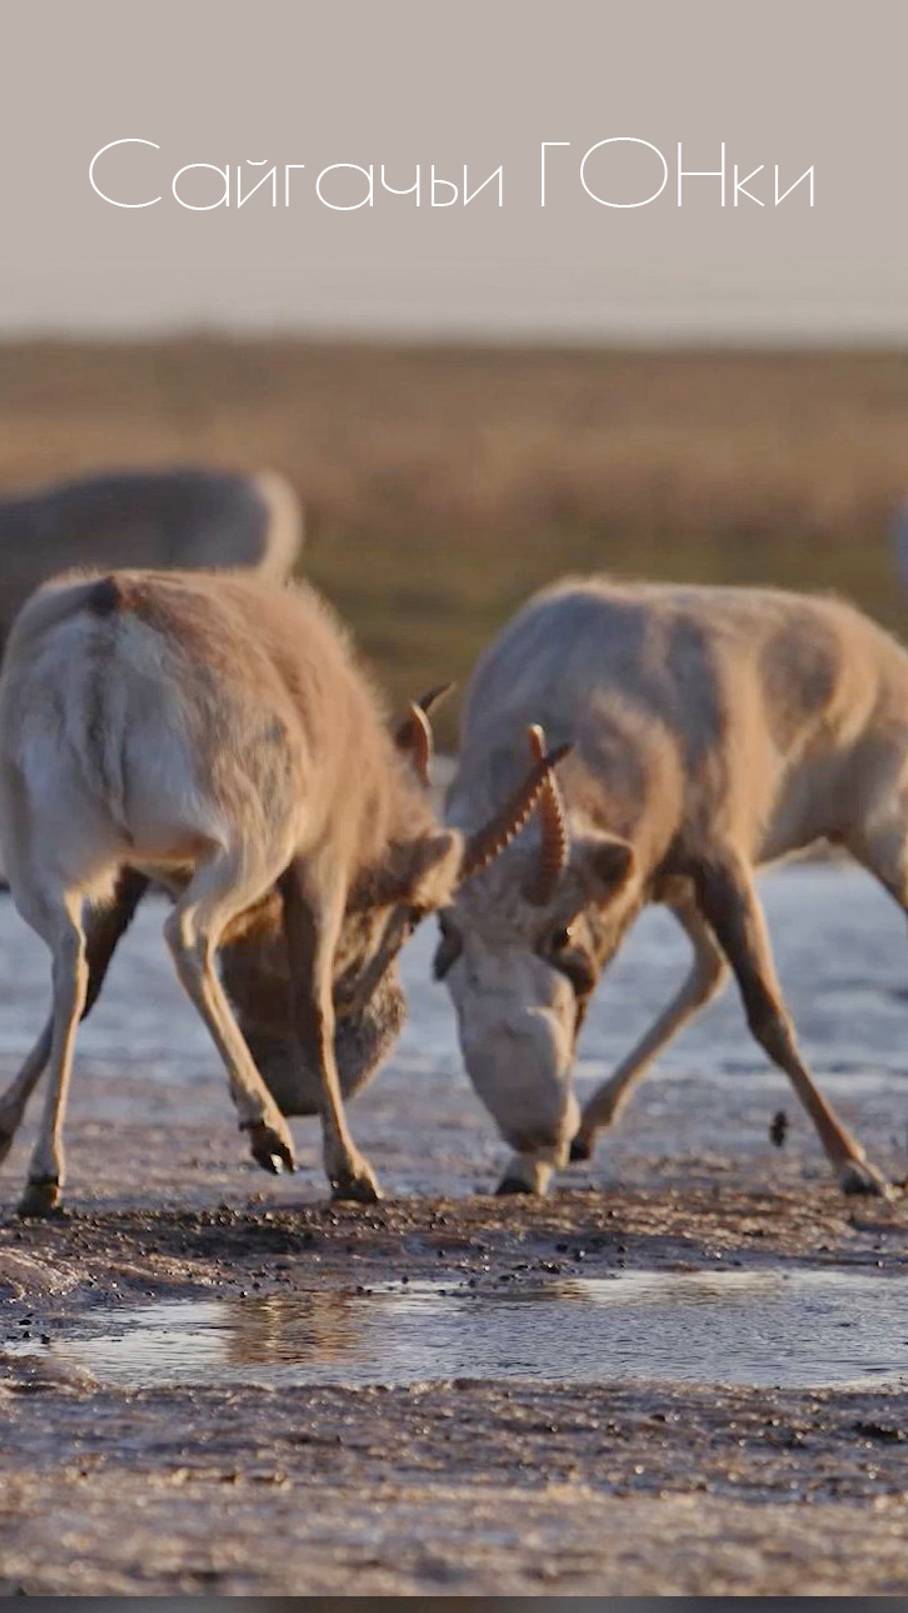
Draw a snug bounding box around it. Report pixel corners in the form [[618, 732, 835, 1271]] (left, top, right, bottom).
[[4, 569, 131, 659], [252, 470, 304, 583]]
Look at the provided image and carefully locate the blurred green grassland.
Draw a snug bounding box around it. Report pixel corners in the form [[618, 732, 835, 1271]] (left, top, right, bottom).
[[1, 338, 907, 744]]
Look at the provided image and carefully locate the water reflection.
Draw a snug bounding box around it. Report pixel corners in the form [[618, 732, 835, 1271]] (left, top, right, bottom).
[[14, 1268, 908, 1392], [219, 1288, 362, 1369]]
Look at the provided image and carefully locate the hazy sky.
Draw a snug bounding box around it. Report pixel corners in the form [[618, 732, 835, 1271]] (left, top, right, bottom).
[[4, 1, 907, 342]]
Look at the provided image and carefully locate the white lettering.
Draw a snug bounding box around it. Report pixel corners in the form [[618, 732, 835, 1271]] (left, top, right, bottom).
[[429, 165, 459, 206], [315, 162, 374, 210], [581, 138, 668, 208], [171, 162, 230, 211], [774, 164, 815, 206], [676, 141, 727, 207], [539, 141, 570, 206], [235, 160, 277, 208], [463, 164, 503, 206], [732, 163, 765, 207], [380, 165, 421, 205], [89, 137, 161, 208]]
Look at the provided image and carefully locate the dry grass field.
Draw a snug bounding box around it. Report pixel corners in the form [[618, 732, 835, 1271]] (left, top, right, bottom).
[[1, 338, 907, 737]]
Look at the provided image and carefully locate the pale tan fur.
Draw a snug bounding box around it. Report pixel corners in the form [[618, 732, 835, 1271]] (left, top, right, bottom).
[[443, 575, 908, 1196], [0, 568, 463, 1212]]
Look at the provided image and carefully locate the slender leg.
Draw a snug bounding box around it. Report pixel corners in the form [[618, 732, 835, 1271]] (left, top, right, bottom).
[[0, 868, 150, 1167], [0, 1019, 52, 1166], [279, 857, 381, 1202], [163, 853, 295, 1175], [693, 851, 889, 1197], [572, 903, 728, 1161], [18, 896, 88, 1216]]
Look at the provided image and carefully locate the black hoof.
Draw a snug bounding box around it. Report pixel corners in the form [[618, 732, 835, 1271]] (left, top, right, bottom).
[[17, 1178, 64, 1219], [243, 1120, 295, 1176], [840, 1160, 891, 1198], [495, 1176, 533, 1196], [569, 1134, 592, 1162]]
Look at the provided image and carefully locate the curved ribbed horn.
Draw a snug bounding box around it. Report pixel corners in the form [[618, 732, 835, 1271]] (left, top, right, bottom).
[[416, 682, 456, 718], [394, 683, 456, 788], [396, 702, 432, 786], [526, 724, 570, 905], [460, 740, 573, 882]]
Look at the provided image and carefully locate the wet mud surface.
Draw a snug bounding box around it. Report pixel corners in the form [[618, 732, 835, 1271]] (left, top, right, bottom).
[[2, 868, 908, 1593], [11, 1267, 908, 1392]]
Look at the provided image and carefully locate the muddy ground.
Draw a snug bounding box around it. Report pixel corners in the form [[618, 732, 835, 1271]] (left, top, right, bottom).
[[2, 872, 908, 1594]]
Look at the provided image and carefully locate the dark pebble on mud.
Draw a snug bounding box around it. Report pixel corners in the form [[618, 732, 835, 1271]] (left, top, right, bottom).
[[770, 1109, 789, 1148], [853, 1420, 906, 1442]]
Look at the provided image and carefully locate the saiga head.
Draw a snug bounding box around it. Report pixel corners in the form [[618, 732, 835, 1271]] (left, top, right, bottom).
[[221, 696, 571, 1121], [437, 726, 638, 1194]]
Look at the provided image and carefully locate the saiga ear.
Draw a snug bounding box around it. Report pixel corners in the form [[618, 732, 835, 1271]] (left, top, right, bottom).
[[402, 829, 464, 911], [576, 832, 635, 906]]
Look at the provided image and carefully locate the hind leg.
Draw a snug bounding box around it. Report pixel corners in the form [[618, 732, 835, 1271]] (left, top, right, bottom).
[[0, 1019, 52, 1168], [693, 849, 889, 1197], [846, 803, 908, 1190], [163, 849, 295, 1175], [0, 868, 150, 1171], [17, 893, 88, 1217]]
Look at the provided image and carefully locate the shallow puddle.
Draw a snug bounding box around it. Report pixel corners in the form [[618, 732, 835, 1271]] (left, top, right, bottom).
[[10, 1267, 908, 1391]]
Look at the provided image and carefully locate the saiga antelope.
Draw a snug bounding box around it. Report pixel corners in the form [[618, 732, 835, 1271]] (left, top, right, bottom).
[[0, 568, 565, 1214], [439, 575, 901, 1197]]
